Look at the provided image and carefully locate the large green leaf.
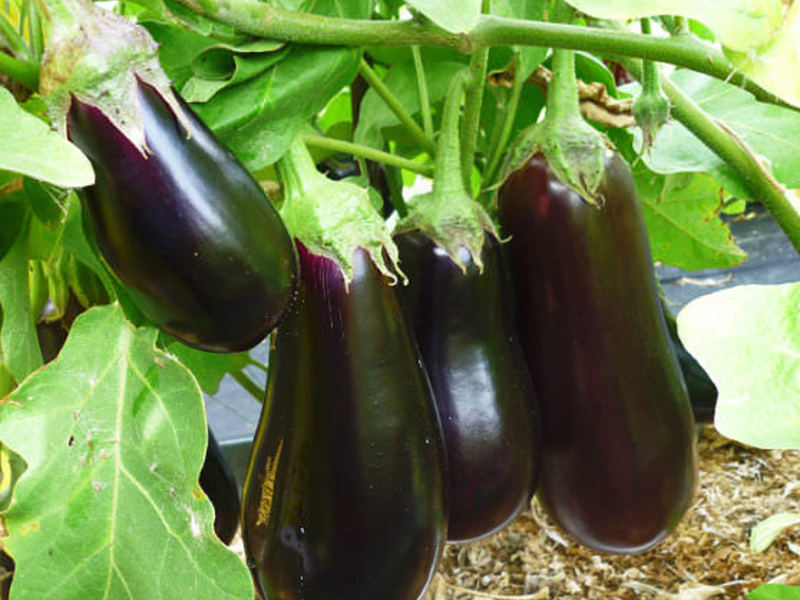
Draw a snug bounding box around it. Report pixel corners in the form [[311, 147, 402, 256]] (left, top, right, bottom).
[[634, 167, 747, 270], [194, 46, 361, 170], [564, 0, 784, 53], [0, 88, 94, 189], [749, 585, 800, 600], [677, 283, 800, 449], [0, 304, 253, 600], [0, 214, 42, 383], [725, 1, 800, 108], [406, 0, 481, 33], [164, 339, 249, 396], [636, 70, 800, 197]]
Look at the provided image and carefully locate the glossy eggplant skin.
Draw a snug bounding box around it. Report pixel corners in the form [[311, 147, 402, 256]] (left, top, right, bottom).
[[499, 152, 697, 554], [67, 81, 298, 353], [200, 428, 241, 545], [662, 304, 717, 424], [242, 244, 447, 600], [394, 231, 540, 543]]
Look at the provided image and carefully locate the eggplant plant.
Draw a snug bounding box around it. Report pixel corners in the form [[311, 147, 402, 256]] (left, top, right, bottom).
[[0, 0, 799, 599]]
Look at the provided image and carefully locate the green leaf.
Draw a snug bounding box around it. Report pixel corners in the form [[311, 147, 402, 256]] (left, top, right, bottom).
[[635, 70, 800, 196], [0, 304, 253, 600], [0, 88, 94, 188], [677, 283, 800, 449], [564, 0, 784, 53], [354, 60, 466, 150], [406, 0, 481, 33], [164, 339, 248, 396], [22, 178, 70, 229], [0, 216, 43, 383], [750, 512, 800, 553], [181, 49, 289, 103], [634, 167, 747, 270], [749, 585, 800, 600], [194, 46, 361, 171], [725, 1, 800, 107]]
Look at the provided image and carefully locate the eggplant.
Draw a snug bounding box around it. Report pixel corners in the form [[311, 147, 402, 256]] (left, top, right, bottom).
[[499, 152, 697, 554], [395, 230, 539, 543], [0, 550, 12, 600], [662, 303, 717, 424], [242, 244, 447, 600], [67, 80, 298, 353], [200, 428, 241, 545]]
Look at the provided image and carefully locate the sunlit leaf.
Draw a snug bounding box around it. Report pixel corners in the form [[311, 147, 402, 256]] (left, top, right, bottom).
[[0, 304, 253, 600], [0, 88, 94, 188], [565, 0, 784, 53], [678, 283, 800, 449]]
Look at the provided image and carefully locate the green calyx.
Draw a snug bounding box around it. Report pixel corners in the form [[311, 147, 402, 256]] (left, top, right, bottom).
[[633, 19, 671, 155], [497, 47, 608, 208], [277, 135, 403, 287], [39, 0, 182, 152], [396, 70, 498, 273]]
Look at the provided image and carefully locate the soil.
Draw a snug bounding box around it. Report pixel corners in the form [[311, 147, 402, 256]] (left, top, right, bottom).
[[428, 426, 800, 600]]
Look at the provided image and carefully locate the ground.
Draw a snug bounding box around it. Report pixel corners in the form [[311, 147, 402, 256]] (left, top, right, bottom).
[[427, 427, 800, 600]]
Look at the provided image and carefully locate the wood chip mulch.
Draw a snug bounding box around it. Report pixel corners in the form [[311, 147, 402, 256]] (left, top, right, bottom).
[[428, 426, 800, 600]]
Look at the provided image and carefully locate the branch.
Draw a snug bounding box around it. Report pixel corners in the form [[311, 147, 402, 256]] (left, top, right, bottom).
[[169, 0, 791, 110]]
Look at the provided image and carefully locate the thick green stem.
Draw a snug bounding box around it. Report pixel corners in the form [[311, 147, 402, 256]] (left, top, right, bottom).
[[358, 59, 437, 156], [659, 75, 800, 255], [461, 46, 488, 190], [301, 132, 434, 177], [483, 53, 525, 186], [639, 19, 659, 93], [0, 52, 39, 90], [433, 71, 469, 198], [411, 46, 433, 138], [170, 0, 790, 110], [547, 49, 581, 123]]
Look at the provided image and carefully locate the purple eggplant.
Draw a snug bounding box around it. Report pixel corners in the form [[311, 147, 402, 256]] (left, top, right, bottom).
[[242, 243, 447, 600], [499, 152, 697, 554], [395, 230, 540, 543], [200, 428, 241, 546], [67, 80, 298, 353]]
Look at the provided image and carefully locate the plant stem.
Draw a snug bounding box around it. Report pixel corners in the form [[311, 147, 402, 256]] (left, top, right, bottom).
[[231, 369, 265, 402], [0, 9, 29, 58], [170, 0, 790, 110], [358, 58, 437, 156], [639, 19, 659, 94], [301, 132, 434, 177], [659, 74, 800, 255], [411, 46, 433, 138], [0, 52, 39, 90], [461, 46, 488, 191], [483, 53, 525, 186], [433, 70, 469, 198]]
